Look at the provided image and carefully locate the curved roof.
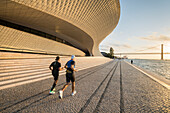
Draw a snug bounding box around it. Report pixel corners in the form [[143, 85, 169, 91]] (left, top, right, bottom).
[[0, 0, 120, 56]]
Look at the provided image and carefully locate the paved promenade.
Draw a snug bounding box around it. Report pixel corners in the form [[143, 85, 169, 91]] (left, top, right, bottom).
[[0, 60, 169, 112]]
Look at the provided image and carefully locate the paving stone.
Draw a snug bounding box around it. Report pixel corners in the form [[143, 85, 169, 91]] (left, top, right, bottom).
[[0, 60, 169, 113]]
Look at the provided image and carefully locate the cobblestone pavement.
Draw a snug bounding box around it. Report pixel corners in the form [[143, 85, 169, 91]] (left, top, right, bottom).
[[0, 60, 169, 113], [121, 61, 169, 113]]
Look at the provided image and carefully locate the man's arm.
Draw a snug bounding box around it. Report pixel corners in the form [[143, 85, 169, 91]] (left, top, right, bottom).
[[71, 64, 77, 72], [64, 62, 68, 68]]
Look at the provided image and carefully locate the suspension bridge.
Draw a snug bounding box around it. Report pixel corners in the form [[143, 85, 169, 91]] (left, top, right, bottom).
[[114, 44, 170, 60]]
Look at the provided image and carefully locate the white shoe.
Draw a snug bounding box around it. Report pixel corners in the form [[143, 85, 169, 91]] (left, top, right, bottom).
[[59, 90, 63, 99], [49, 91, 55, 95], [71, 91, 76, 96]]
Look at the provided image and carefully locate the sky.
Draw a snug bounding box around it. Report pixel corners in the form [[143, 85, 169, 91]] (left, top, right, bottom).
[[99, 0, 170, 59]]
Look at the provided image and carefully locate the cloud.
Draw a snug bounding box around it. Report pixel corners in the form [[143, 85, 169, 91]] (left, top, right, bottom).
[[112, 44, 131, 48], [136, 45, 160, 52], [100, 43, 131, 49], [140, 34, 170, 41], [99, 43, 131, 52], [100, 48, 109, 51], [99, 45, 111, 50], [100, 45, 111, 48], [164, 27, 170, 32]]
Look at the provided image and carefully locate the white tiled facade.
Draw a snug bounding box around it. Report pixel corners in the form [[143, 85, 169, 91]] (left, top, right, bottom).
[[0, 0, 120, 56]]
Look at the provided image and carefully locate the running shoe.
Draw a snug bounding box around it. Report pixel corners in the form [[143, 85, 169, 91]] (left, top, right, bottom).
[[71, 91, 76, 96], [59, 90, 63, 99], [49, 91, 55, 95]]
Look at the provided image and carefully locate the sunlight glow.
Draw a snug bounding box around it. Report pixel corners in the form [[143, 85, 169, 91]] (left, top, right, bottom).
[[164, 44, 170, 53]]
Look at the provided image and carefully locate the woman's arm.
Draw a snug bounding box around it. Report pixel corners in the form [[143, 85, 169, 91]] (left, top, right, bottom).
[[58, 67, 64, 71], [49, 62, 54, 70], [49, 66, 53, 70]]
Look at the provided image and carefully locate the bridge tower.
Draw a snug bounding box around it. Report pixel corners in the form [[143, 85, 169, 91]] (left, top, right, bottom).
[[161, 44, 163, 60]]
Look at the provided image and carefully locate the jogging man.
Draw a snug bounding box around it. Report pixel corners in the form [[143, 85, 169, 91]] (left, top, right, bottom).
[[59, 55, 77, 99], [49, 56, 64, 95]]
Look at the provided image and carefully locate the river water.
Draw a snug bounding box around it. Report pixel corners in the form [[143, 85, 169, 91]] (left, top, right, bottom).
[[125, 59, 170, 80]]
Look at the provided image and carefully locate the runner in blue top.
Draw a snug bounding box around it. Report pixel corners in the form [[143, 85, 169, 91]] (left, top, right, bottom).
[[59, 55, 77, 99]]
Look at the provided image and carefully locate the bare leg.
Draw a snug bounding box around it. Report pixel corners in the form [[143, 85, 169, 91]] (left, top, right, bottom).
[[55, 80, 58, 84], [72, 82, 75, 93], [62, 82, 70, 91]]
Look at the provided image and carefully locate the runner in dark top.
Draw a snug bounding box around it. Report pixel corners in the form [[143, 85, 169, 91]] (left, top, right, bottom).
[[49, 56, 64, 95], [59, 55, 77, 99]]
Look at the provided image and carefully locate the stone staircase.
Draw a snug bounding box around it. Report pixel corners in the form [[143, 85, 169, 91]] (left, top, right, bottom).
[[0, 56, 113, 90], [0, 58, 56, 90]]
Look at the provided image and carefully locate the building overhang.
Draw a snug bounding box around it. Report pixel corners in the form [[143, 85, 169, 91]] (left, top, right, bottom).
[[0, 0, 120, 56]]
